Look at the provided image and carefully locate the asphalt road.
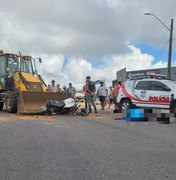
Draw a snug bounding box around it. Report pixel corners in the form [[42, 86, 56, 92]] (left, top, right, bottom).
[[0, 110, 176, 180]]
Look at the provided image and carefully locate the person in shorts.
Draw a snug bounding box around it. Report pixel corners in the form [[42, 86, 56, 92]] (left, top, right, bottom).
[[97, 81, 108, 110]]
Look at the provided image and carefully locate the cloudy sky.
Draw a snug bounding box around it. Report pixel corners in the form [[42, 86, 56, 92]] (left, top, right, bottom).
[[0, 0, 176, 89]]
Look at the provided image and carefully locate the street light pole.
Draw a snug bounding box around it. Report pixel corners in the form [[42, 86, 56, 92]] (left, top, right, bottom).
[[167, 18, 174, 79], [145, 13, 174, 79]]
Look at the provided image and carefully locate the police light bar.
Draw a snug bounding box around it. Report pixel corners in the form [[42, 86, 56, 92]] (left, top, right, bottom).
[[145, 72, 166, 79]]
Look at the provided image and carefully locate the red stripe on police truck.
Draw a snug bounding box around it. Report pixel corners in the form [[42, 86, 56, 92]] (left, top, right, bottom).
[[121, 85, 147, 102], [121, 85, 170, 104]]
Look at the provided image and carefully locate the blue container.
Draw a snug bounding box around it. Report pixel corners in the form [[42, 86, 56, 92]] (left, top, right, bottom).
[[122, 109, 147, 122]]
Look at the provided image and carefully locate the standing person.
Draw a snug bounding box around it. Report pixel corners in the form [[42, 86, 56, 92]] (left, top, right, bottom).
[[67, 82, 77, 97], [108, 86, 114, 109], [86, 76, 97, 113], [114, 81, 121, 110], [56, 84, 62, 92], [50, 80, 57, 92], [83, 84, 88, 110], [63, 85, 67, 93], [97, 81, 108, 110], [47, 84, 51, 91]]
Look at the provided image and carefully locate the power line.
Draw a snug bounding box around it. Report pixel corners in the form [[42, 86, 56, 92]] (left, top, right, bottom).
[[154, 40, 169, 61], [149, 30, 168, 61]]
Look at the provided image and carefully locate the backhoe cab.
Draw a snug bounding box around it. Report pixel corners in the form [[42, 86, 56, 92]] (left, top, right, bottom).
[[0, 50, 70, 113]]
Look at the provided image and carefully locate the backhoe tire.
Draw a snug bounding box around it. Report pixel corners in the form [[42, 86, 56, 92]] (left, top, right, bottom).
[[0, 102, 4, 111], [6, 92, 18, 113]]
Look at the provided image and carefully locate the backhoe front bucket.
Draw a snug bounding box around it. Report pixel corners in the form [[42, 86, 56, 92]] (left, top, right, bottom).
[[17, 91, 71, 114]]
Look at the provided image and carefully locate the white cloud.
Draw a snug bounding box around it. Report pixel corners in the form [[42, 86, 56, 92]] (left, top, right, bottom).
[[1, 0, 175, 57], [0, 0, 175, 90], [38, 54, 65, 73], [35, 45, 168, 90]]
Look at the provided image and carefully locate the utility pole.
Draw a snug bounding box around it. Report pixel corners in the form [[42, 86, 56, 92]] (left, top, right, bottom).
[[167, 18, 174, 79], [145, 13, 174, 79]]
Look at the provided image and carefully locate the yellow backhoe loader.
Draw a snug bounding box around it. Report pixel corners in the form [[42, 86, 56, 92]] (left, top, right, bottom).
[[0, 50, 70, 113]]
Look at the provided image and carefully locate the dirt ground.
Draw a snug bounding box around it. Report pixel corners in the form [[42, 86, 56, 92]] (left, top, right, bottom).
[[0, 102, 119, 121]]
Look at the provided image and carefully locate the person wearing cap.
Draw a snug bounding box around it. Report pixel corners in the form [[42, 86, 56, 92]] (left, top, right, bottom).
[[49, 80, 57, 92], [97, 81, 108, 110]]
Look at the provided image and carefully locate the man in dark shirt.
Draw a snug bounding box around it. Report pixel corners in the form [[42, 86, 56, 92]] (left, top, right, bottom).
[[86, 76, 97, 113]]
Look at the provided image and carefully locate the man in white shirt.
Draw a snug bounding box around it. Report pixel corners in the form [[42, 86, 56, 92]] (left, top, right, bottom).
[[97, 81, 108, 110], [49, 80, 57, 92]]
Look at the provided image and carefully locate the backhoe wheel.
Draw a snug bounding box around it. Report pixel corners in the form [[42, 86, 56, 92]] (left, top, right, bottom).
[[0, 102, 4, 111], [6, 92, 18, 113]]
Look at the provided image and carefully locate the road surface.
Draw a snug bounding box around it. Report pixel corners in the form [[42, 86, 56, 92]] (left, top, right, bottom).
[[0, 110, 176, 180]]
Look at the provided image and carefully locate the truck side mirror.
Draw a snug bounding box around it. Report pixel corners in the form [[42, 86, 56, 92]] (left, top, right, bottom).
[[39, 58, 42, 63]]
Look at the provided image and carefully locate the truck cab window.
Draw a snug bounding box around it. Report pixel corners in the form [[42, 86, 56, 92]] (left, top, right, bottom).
[[135, 81, 151, 90], [151, 81, 169, 91]]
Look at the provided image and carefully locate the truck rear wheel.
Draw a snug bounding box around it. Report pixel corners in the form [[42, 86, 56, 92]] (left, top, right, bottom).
[[0, 102, 4, 111], [120, 99, 133, 110], [6, 92, 18, 113]]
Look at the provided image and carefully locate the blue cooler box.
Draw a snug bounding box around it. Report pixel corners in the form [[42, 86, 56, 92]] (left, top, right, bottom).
[[122, 109, 148, 122]]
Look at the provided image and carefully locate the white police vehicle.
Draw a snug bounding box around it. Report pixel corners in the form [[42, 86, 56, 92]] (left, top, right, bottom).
[[117, 74, 176, 113]]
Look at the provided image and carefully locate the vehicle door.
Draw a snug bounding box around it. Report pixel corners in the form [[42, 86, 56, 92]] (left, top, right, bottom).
[[134, 80, 152, 107], [148, 80, 171, 108]]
